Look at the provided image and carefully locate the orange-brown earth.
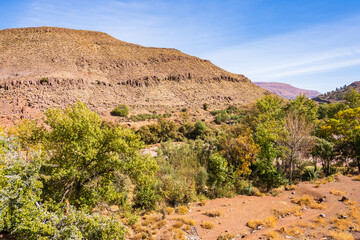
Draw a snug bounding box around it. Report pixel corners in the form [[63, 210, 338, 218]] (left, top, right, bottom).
[[129, 175, 360, 240], [0, 27, 269, 128]]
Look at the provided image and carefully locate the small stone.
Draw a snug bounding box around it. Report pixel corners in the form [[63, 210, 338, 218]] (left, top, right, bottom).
[[318, 198, 325, 203], [340, 196, 349, 202], [230, 209, 232, 211], [286, 236, 292, 239], [319, 214, 326, 218], [339, 215, 347, 219], [256, 225, 263, 230]]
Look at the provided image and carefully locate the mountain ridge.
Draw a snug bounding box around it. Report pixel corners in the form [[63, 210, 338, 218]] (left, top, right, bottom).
[[313, 81, 360, 103], [254, 82, 321, 99], [0, 27, 269, 127]]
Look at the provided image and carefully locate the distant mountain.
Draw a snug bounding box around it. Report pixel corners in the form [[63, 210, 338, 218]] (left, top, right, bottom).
[[253, 82, 321, 99], [313, 81, 360, 103]]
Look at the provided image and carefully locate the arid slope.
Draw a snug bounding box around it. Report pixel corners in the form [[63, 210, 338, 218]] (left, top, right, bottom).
[[0, 27, 268, 126]]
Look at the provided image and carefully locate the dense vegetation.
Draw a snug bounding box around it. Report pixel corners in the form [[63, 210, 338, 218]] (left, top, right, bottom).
[[1, 89, 360, 239]]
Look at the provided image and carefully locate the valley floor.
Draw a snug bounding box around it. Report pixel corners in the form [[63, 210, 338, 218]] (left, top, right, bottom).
[[132, 175, 360, 240]]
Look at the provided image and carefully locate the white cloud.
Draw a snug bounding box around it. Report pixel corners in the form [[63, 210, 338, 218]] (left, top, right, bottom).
[[204, 15, 360, 91]]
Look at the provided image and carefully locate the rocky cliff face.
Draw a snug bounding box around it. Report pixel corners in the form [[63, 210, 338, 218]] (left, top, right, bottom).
[[0, 27, 268, 126]]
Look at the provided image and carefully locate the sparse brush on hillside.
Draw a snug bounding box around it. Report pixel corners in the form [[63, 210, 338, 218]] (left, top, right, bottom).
[[111, 104, 130, 117]]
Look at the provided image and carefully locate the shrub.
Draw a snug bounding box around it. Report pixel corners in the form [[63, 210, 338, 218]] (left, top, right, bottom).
[[203, 103, 208, 111], [0, 138, 126, 239], [111, 104, 129, 117], [205, 210, 223, 217], [15, 102, 159, 210], [133, 178, 159, 209], [200, 221, 214, 229], [40, 77, 49, 84], [207, 152, 228, 188], [214, 112, 229, 124]]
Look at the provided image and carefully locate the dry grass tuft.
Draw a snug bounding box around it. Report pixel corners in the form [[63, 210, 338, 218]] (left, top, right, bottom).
[[281, 226, 303, 236], [329, 230, 354, 240], [352, 175, 360, 181], [292, 194, 326, 209], [273, 206, 303, 217], [265, 230, 281, 240], [172, 221, 184, 229], [216, 233, 237, 240], [253, 187, 264, 197], [205, 209, 224, 217], [165, 207, 174, 215], [247, 219, 263, 229], [176, 206, 189, 215], [142, 215, 162, 226], [285, 184, 297, 191], [332, 218, 351, 230], [201, 221, 215, 229], [312, 216, 327, 227], [263, 216, 278, 228], [174, 217, 195, 226], [154, 219, 167, 229], [173, 228, 186, 240], [200, 200, 207, 206], [330, 189, 346, 196]]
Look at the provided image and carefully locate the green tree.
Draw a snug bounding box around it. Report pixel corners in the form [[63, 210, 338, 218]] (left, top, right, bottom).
[[17, 101, 158, 209], [322, 107, 360, 172], [252, 96, 286, 189], [0, 136, 126, 239], [312, 137, 334, 176], [219, 128, 259, 177], [345, 88, 360, 109]]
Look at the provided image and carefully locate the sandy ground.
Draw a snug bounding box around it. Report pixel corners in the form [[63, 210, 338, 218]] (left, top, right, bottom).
[[147, 175, 360, 240]]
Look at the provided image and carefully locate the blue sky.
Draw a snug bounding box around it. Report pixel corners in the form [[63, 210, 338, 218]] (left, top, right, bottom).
[[1, 0, 360, 93]]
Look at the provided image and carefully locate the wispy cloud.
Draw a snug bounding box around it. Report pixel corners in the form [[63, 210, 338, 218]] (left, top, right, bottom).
[[205, 15, 360, 91]]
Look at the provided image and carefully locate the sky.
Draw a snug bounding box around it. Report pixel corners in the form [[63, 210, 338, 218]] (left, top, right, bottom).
[[1, 0, 360, 93]]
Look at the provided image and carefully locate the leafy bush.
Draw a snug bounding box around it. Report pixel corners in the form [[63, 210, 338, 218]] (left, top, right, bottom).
[[252, 160, 285, 191], [156, 142, 199, 205], [40, 77, 49, 84], [214, 112, 229, 124], [203, 103, 208, 111], [133, 178, 159, 209], [137, 119, 180, 144], [207, 152, 228, 189], [0, 136, 126, 239], [111, 104, 129, 117], [15, 101, 158, 210]]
